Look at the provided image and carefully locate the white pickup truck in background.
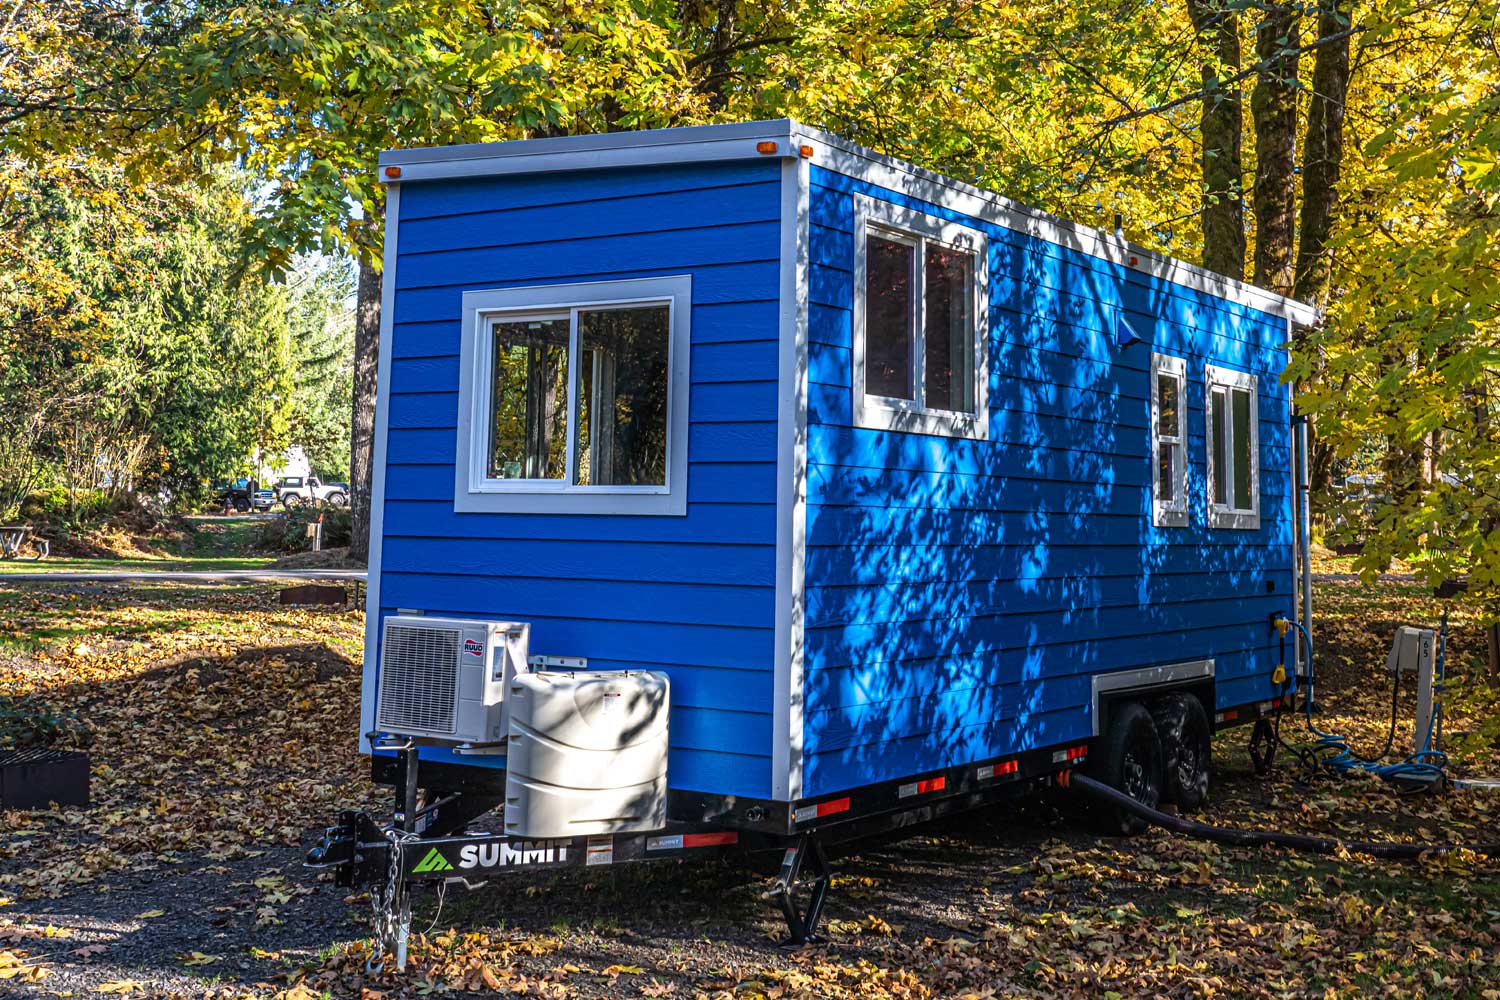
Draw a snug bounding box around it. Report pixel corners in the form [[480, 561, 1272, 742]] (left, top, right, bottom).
[[274, 475, 349, 509]]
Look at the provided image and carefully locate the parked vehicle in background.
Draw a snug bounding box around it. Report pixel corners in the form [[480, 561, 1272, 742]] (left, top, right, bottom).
[[251, 489, 278, 512], [213, 478, 259, 513], [274, 475, 348, 509]]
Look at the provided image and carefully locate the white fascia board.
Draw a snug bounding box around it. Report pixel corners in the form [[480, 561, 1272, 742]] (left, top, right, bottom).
[[786, 124, 1321, 328], [377, 120, 800, 183], [358, 183, 401, 756], [771, 154, 810, 803]]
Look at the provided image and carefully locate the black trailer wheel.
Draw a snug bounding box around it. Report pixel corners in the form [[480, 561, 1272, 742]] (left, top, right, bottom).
[[1151, 693, 1211, 811], [234, 498, 251, 513], [1093, 700, 1164, 836]]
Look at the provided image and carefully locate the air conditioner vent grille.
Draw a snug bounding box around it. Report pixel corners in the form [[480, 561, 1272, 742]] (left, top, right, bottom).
[[377, 624, 460, 735]]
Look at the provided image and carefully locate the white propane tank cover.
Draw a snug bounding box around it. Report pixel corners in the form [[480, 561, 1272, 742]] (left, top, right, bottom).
[[505, 670, 669, 838]]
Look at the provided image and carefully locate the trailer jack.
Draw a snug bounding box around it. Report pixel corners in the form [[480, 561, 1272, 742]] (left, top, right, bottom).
[[766, 834, 834, 946]]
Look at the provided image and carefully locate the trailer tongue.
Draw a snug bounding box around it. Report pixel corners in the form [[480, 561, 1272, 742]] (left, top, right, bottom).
[[305, 746, 828, 969], [306, 793, 755, 970]]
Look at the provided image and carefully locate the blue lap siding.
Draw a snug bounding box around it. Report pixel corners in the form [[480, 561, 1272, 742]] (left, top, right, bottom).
[[375, 161, 784, 798], [800, 166, 1295, 797]]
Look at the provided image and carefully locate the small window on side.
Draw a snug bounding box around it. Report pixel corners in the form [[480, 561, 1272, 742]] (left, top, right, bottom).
[[1150, 353, 1187, 527], [456, 275, 690, 516], [1205, 363, 1260, 530], [852, 195, 989, 440]]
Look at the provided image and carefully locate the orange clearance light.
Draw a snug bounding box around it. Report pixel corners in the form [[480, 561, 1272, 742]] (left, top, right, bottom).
[[383, 165, 402, 179], [756, 141, 779, 154], [1129, 254, 1139, 266], [799, 144, 814, 158]]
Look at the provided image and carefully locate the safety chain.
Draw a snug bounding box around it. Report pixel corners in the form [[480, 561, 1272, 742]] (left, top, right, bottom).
[[368, 827, 418, 974]]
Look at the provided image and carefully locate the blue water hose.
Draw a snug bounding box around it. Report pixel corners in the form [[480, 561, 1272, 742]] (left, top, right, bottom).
[[1286, 616, 1449, 784]]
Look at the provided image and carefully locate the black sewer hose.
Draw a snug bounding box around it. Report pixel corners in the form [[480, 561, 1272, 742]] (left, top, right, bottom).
[[1071, 773, 1500, 860]]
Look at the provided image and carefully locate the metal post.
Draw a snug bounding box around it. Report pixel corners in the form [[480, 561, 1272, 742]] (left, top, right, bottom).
[[1296, 415, 1314, 699], [398, 745, 419, 833], [393, 745, 419, 971]]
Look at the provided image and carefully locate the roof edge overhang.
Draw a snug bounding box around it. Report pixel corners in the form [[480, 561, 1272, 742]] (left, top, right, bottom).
[[377, 119, 1320, 327]]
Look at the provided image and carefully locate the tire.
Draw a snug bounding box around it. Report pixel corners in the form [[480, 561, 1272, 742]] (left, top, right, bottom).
[[1091, 700, 1164, 836], [1151, 693, 1212, 811], [282, 494, 302, 510], [326, 491, 347, 507], [233, 498, 251, 513]]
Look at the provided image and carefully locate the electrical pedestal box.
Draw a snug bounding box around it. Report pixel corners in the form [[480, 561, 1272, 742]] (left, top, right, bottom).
[[1386, 626, 1438, 750], [504, 670, 669, 838]]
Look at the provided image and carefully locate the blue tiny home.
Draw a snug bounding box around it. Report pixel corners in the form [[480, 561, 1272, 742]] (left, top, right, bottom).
[[361, 120, 1318, 830]]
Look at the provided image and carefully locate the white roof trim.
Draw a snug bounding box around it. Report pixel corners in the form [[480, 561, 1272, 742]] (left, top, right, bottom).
[[377, 119, 1319, 326]]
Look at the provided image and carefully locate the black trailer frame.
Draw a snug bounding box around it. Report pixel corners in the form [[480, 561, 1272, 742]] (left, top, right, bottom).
[[309, 694, 1291, 967]]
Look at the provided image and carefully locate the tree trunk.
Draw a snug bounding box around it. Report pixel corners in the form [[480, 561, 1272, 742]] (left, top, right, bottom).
[[701, 0, 739, 111], [349, 245, 381, 565], [1293, 0, 1351, 305], [1186, 0, 1246, 280], [1251, 0, 1302, 294], [1285, 3, 1352, 502]]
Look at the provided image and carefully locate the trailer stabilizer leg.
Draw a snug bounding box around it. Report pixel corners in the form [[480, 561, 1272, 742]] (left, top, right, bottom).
[[1249, 718, 1276, 775], [768, 834, 834, 946]]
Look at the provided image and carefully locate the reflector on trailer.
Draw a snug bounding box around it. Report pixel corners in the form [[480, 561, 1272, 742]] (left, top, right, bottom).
[[792, 797, 850, 823], [897, 776, 946, 799], [756, 141, 779, 154], [977, 759, 1018, 781], [646, 831, 738, 852]]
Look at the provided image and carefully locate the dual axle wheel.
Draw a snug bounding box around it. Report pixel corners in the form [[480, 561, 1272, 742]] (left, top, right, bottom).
[[1091, 693, 1212, 835]]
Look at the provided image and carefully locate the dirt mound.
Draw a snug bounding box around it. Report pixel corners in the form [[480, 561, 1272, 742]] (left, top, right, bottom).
[[46, 512, 190, 560]]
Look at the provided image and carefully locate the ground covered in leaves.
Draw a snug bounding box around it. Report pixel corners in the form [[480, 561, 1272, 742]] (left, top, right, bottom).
[[0, 567, 1497, 999]]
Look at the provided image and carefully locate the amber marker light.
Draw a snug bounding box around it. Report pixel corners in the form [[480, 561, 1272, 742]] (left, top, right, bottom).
[[383, 165, 402, 179], [799, 144, 814, 158], [756, 141, 778, 154]]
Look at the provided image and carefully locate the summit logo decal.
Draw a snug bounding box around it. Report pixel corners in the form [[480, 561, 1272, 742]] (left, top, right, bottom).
[[411, 848, 454, 874]]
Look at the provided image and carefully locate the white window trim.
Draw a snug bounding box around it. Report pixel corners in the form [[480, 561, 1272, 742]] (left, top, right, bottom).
[[454, 275, 691, 516], [851, 194, 989, 440], [1205, 362, 1260, 530], [1151, 353, 1188, 528]]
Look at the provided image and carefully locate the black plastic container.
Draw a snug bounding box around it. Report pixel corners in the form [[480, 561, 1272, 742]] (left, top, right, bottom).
[[0, 748, 90, 809]]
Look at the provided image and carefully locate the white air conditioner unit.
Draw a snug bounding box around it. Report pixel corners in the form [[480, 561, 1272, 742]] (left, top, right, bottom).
[[375, 616, 528, 744]]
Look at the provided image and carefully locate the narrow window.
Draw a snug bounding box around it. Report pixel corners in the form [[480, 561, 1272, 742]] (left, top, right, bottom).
[[924, 245, 975, 413], [864, 234, 916, 400], [1151, 353, 1187, 527], [489, 317, 570, 480], [1205, 363, 1260, 529], [574, 306, 670, 487], [853, 195, 989, 440]]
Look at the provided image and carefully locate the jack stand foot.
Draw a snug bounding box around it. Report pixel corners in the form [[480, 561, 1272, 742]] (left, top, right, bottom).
[[767, 834, 834, 946], [1249, 718, 1276, 776]]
